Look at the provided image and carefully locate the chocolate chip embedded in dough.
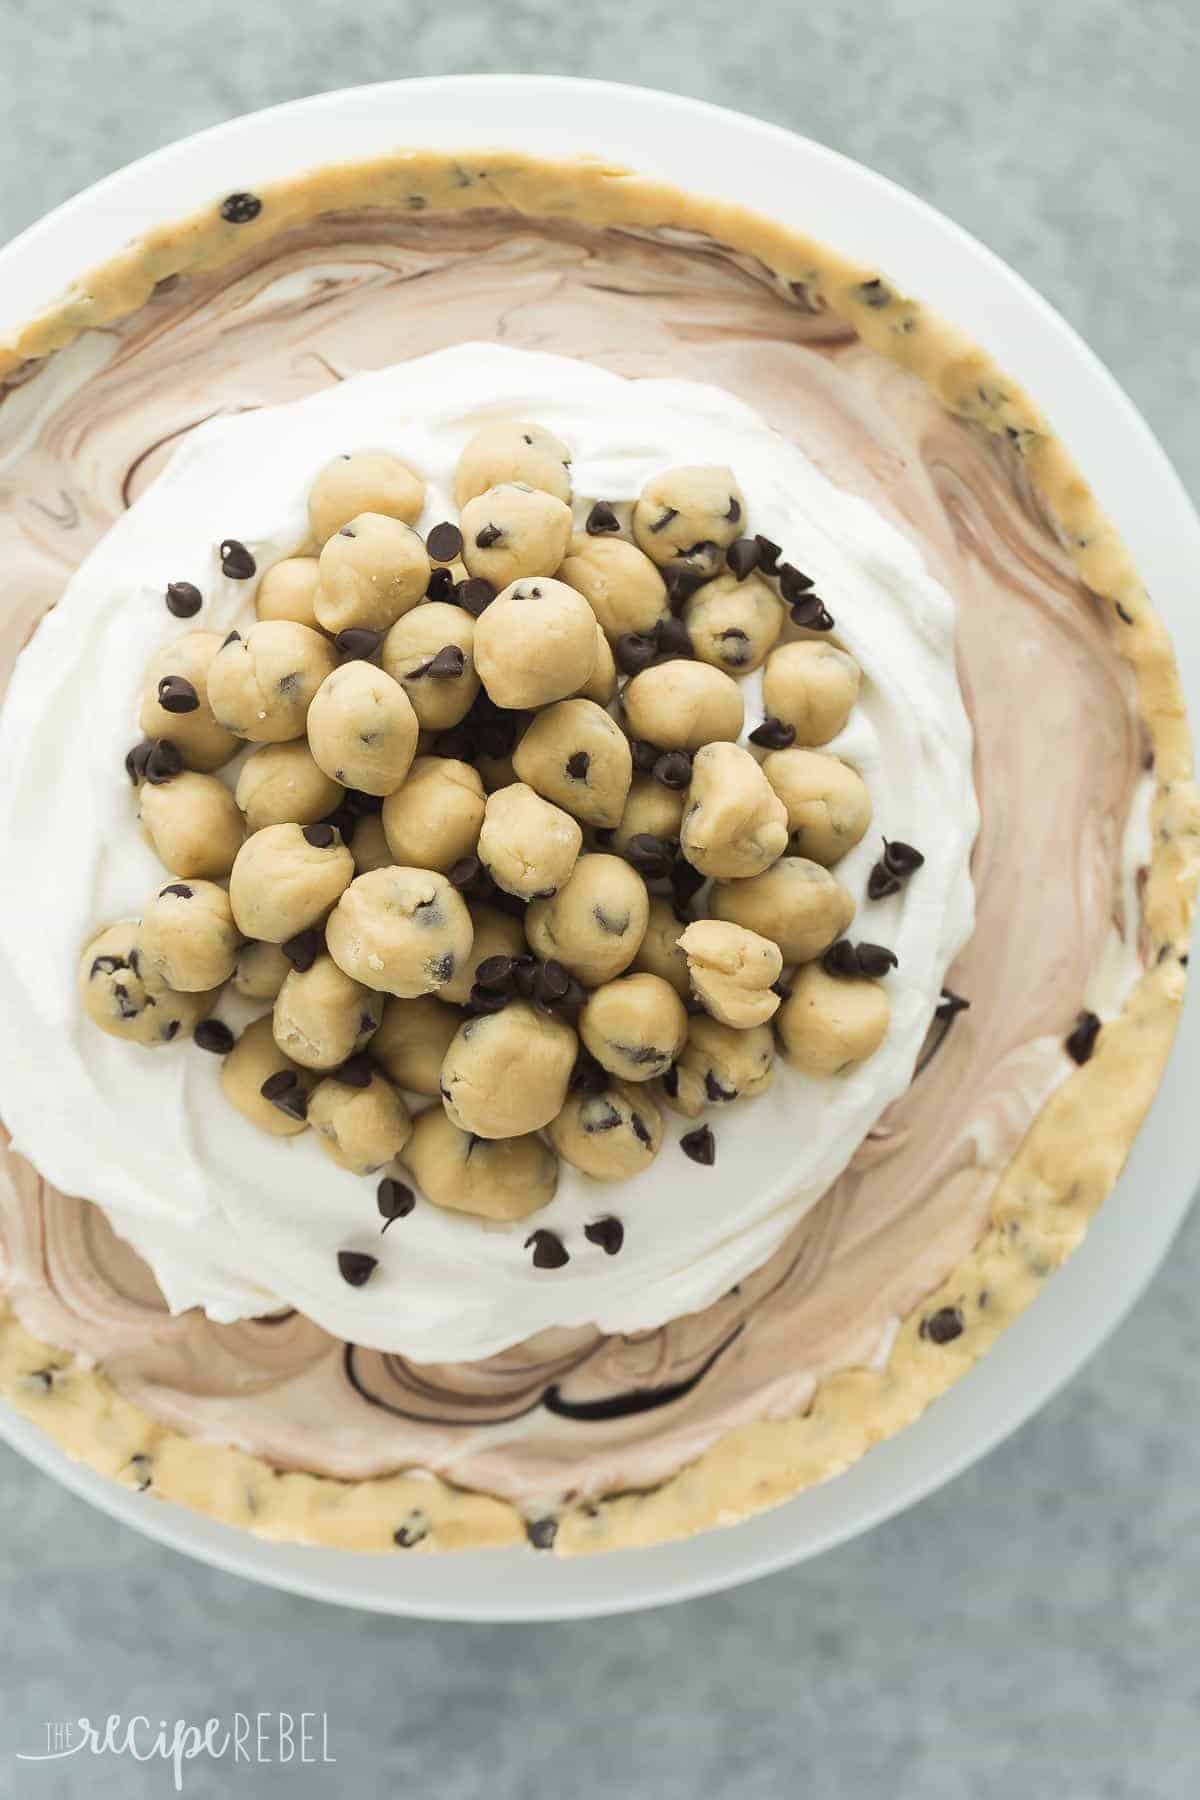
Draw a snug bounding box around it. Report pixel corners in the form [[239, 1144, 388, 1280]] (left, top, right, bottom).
[[302, 822, 337, 849], [219, 192, 262, 224], [336, 1249, 378, 1287], [748, 716, 796, 751], [920, 1305, 965, 1344], [1065, 1010, 1101, 1065], [334, 628, 383, 659], [144, 740, 184, 785], [564, 750, 590, 780], [194, 1018, 235, 1055], [156, 674, 200, 714], [164, 579, 202, 619], [474, 522, 504, 549], [652, 750, 692, 791], [654, 616, 693, 660], [584, 1215, 625, 1256], [160, 882, 194, 898], [425, 566, 457, 602], [281, 928, 323, 971], [426, 521, 464, 562], [125, 738, 155, 783], [424, 645, 467, 681], [585, 501, 621, 536], [615, 632, 658, 677], [526, 1516, 559, 1550], [456, 577, 495, 617], [570, 1049, 608, 1094], [260, 1070, 308, 1120], [219, 538, 256, 579], [524, 1230, 569, 1270], [623, 834, 675, 881], [704, 1071, 735, 1103], [680, 1124, 716, 1166]]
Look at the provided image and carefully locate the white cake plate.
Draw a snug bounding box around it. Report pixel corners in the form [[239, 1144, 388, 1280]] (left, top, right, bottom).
[[1, 76, 1197, 1621]]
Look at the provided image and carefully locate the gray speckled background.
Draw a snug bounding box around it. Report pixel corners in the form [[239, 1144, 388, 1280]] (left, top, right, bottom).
[[1, 3, 1198, 1796]]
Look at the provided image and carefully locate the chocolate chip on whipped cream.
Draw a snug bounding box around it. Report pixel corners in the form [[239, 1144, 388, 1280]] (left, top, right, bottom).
[[164, 579, 203, 619], [336, 1249, 378, 1288], [219, 538, 256, 580], [377, 1177, 415, 1230], [680, 1124, 716, 1166], [584, 1216, 625, 1256], [525, 1229, 569, 1270]]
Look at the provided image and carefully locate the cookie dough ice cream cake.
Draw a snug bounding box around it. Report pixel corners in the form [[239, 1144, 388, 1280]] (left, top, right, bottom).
[[0, 150, 1195, 1556]]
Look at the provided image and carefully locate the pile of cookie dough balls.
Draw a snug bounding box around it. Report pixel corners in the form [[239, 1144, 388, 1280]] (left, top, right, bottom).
[[81, 424, 902, 1271]]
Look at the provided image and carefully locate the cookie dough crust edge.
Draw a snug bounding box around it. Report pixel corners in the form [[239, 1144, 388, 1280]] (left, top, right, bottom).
[[1, 149, 1197, 1557]]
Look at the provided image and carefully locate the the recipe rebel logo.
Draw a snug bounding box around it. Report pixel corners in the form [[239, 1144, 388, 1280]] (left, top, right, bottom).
[[16, 1712, 336, 1790]]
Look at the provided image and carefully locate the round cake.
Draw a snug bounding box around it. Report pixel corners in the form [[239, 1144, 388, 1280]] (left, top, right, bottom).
[[0, 149, 1195, 1556]]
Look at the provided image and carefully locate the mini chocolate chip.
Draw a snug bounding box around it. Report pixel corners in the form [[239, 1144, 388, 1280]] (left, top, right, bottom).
[[822, 939, 862, 978], [748, 716, 796, 750], [159, 882, 194, 898], [777, 562, 814, 601], [426, 566, 457, 601], [475, 954, 516, 991], [726, 538, 761, 580], [629, 1111, 652, 1148], [1065, 1010, 1101, 1065], [165, 579, 202, 618], [393, 1519, 427, 1548], [725, 495, 742, 524], [653, 750, 692, 790], [377, 1177, 415, 1227], [474, 522, 504, 549], [655, 616, 693, 659], [335, 628, 382, 659], [855, 942, 899, 978], [651, 506, 678, 534], [586, 501, 621, 535], [525, 1231, 569, 1270], [790, 596, 835, 632], [144, 740, 183, 785], [857, 277, 890, 308], [921, 1305, 964, 1344], [260, 1070, 307, 1120], [630, 738, 660, 776], [526, 1516, 559, 1549], [220, 192, 262, 224], [219, 538, 256, 579], [867, 862, 903, 901], [302, 822, 336, 849], [624, 833, 675, 880], [125, 739, 155, 783], [661, 1067, 680, 1098], [426, 521, 463, 562], [1115, 602, 1134, 625], [716, 628, 752, 667], [281, 928, 322, 971], [704, 1071, 735, 1103], [570, 1050, 609, 1094], [564, 750, 590, 780], [935, 988, 971, 1022], [194, 1018, 234, 1055], [680, 1125, 716, 1166], [157, 674, 200, 714], [615, 632, 659, 676], [584, 1216, 625, 1255], [457, 577, 495, 616], [427, 645, 466, 680], [754, 534, 781, 573], [337, 1249, 377, 1288], [882, 839, 925, 877], [90, 955, 126, 977], [222, 630, 242, 647]]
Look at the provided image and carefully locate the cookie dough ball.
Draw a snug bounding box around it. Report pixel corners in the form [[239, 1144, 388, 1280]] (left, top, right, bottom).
[[512, 699, 633, 830], [307, 1068, 411, 1174], [350, 813, 393, 875], [308, 450, 425, 545], [611, 779, 686, 857], [460, 483, 573, 589], [235, 740, 341, 833], [632, 465, 745, 571], [633, 897, 690, 998], [440, 1002, 576, 1139], [371, 994, 464, 1097], [229, 822, 354, 943], [138, 632, 239, 772], [661, 1015, 775, 1118], [139, 771, 244, 879], [140, 880, 240, 993], [381, 757, 485, 872], [438, 903, 527, 1006], [711, 856, 855, 966], [272, 954, 382, 1070], [684, 572, 783, 675], [761, 749, 872, 866], [315, 513, 430, 637], [404, 1105, 558, 1220], [453, 421, 573, 508], [777, 962, 891, 1076], [233, 939, 291, 1002], [678, 920, 782, 1029], [557, 534, 669, 640], [78, 921, 212, 1047], [576, 624, 617, 705], [525, 854, 649, 987], [473, 577, 596, 710], [256, 556, 321, 629], [306, 661, 418, 796], [549, 1080, 663, 1180], [207, 621, 337, 743], [762, 642, 861, 746], [580, 973, 688, 1083], [325, 867, 473, 998], [220, 1015, 314, 1137], [477, 783, 582, 901], [622, 660, 743, 752], [380, 603, 479, 731], [680, 741, 789, 880]]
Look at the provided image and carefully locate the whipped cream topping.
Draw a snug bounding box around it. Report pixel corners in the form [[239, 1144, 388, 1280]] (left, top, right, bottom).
[[0, 343, 976, 1361]]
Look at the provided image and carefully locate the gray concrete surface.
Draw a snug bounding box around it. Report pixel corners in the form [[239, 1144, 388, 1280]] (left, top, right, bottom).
[[0, 3, 1197, 1796]]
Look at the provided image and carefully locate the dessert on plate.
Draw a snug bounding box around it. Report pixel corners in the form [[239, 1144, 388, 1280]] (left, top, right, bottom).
[[0, 150, 1195, 1556]]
